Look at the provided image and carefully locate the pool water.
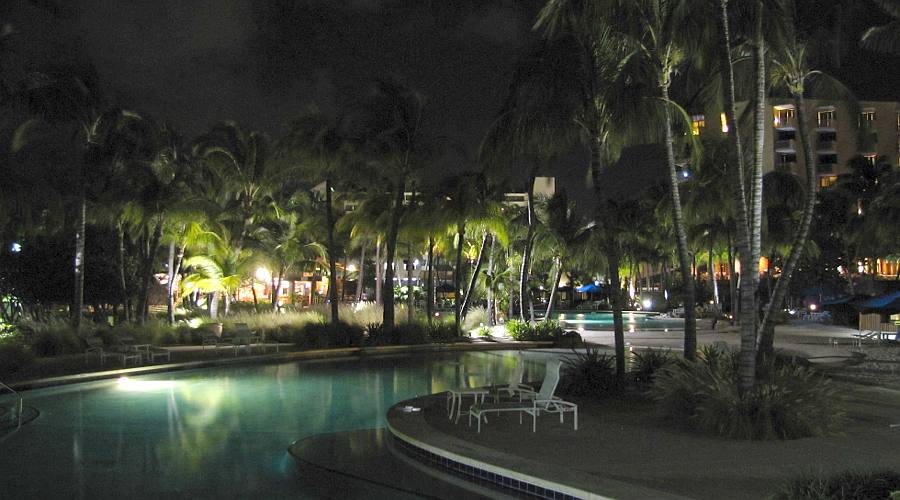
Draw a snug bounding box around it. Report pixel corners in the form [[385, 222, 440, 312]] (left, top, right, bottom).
[[0, 351, 551, 499], [556, 311, 684, 331]]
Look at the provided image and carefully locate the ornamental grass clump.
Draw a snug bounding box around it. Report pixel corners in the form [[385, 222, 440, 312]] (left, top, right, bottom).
[[631, 347, 673, 384], [559, 345, 617, 397], [651, 348, 846, 440], [773, 469, 900, 500]]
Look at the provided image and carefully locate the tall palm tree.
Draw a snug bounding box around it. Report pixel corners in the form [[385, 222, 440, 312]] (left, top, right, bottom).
[[276, 106, 356, 327], [534, 189, 592, 320], [357, 80, 432, 330], [193, 121, 271, 259], [16, 65, 143, 328]]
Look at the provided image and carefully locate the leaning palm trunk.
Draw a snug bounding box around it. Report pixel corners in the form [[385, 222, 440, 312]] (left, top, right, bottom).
[[117, 222, 131, 322], [166, 242, 176, 324], [460, 231, 489, 321], [325, 177, 340, 327], [544, 257, 563, 321], [355, 243, 366, 302], [661, 83, 697, 361], [758, 92, 818, 358], [383, 181, 404, 330], [72, 193, 86, 329]]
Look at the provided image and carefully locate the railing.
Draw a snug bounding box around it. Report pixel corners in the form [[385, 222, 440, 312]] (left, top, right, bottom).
[[0, 380, 23, 431]]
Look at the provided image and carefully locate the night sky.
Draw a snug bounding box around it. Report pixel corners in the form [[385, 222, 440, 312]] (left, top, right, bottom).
[[2, 0, 898, 192]]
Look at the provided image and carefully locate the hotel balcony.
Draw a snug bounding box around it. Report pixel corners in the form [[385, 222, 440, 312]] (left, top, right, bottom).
[[774, 139, 796, 152]]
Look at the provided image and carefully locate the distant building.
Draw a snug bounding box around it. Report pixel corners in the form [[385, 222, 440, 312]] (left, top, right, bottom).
[[691, 99, 900, 188]]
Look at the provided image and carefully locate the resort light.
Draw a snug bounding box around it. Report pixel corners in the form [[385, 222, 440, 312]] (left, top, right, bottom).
[[10, 242, 21, 253], [809, 304, 817, 311], [642, 299, 652, 310], [347, 264, 357, 273], [255, 267, 271, 281]]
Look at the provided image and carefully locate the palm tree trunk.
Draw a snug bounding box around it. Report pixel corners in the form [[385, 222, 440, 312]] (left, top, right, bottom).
[[759, 91, 818, 358], [325, 177, 340, 327], [166, 241, 176, 324], [375, 238, 383, 306], [209, 291, 219, 319], [426, 237, 434, 323], [519, 171, 536, 321], [608, 245, 626, 379], [407, 243, 414, 324], [72, 194, 86, 329], [453, 222, 466, 329], [486, 235, 496, 326], [139, 219, 162, 323], [383, 181, 404, 330], [460, 231, 488, 321], [117, 221, 130, 322], [355, 243, 367, 302], [544, 257, 563, 320], [661, 82, 697, 361]]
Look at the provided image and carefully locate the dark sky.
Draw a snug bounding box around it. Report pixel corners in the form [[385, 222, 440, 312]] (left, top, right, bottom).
[[3, 0, 542, 146], [2, 0, 898, 195]]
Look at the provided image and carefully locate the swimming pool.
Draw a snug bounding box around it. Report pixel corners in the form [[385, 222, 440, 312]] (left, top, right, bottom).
[[556, 311, 684, 331], [0, 351, 552, 499]]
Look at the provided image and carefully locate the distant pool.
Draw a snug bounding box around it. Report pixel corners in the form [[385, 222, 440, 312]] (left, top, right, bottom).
[[556, 311, 684, 331], [0, 351, 554, 498]]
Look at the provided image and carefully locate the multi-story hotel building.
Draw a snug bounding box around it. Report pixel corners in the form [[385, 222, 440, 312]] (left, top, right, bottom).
[[691, 99, 900, 188]]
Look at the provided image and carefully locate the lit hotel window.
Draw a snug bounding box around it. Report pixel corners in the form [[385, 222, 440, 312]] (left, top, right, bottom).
[[720, 112, 728, 133], [818, 176, 838, 189], [690, 114, 705, 136], [860, 110, 876, 125], [773, 106, 795, 126], [817, 109, 835, 127], [864, 154, 877, 166]]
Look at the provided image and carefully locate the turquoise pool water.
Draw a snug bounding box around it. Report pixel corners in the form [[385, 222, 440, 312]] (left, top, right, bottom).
[[556, 311, 684, 331], [0, 351, 552, 499]]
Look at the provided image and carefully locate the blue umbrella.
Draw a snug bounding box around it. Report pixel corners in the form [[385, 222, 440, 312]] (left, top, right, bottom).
[[575, 283, 602, 293]]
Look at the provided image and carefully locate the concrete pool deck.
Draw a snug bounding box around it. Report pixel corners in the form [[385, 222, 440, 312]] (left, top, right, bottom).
[[387, 378, 900, 499], [384, 322, 900, 499]]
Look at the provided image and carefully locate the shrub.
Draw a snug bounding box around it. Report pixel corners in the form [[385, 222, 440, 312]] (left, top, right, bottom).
[[365, 322, 390, 346], [651, 357, 846, 440], [773, 470, 900, 500], [632, 348, 673, 384], [505, 319, 531, 340], [560, 345, 618, 397], [17, 319, 86, 356], [293, 321, 364, 349], [0, 341, 34, 377], [426, 322, 461, 344], [533, 320, 564, 341], [395, 323, 429, 345], [475, 326, 492, 339]]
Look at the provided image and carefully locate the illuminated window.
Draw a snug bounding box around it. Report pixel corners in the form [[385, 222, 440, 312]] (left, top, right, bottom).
[[864, 154, 877, 166], [818, 175, 838, 188], [690, 114, 705, 136], [896, 112, 900, 130], [720, 112, 729, 133], [773, 106, 795, 127], [860, 109, 876, 125], [817, 109, 835, 127]]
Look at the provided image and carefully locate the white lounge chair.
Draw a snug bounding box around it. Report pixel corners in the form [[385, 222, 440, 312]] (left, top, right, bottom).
[[230, 323, 259, 356], [469, 359, 577, 433]]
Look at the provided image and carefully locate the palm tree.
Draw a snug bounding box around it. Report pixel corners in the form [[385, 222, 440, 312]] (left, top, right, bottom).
[[193, 121, 271, 259], [861, 0, 900, 54], [534, 189, 592, 320], [276, 106, 356, 327], [253, 194, 326, 312], [16, 64, 144, 328], [356, 80, 432, 331]]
